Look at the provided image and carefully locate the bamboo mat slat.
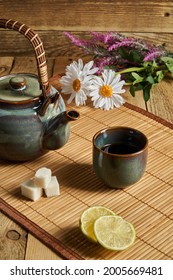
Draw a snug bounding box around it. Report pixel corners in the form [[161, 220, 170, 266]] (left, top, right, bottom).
[[0, 102, 173, 260]]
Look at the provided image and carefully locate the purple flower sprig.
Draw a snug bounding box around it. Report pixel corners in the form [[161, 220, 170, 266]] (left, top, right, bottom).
[[64, 31, 173, 102], [143, 48, 166, 61], [64, 32, 107, 58], [64, 31, 166, 70]]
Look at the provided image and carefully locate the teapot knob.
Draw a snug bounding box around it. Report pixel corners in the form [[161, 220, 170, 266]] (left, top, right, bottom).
[[9, 77, 26, 91]]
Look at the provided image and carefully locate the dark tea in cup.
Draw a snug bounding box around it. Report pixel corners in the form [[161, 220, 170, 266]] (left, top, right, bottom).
[[93, 126, 148, 189], [101, 143, 140, 154]]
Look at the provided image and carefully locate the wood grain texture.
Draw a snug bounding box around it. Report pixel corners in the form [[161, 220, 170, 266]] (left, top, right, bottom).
[[0, 0, 172, 260], [0, 212, 27, 260], [52, 56, 173, 121], [25, 235, 62, 260], [0, 103, 173, 259], [0, 55, 172, 122], [0, 31, 173, 58], [0, 56, 172, 122], [0, 0, 172, 32], [0, 57, 14, 75], [147, 78, 173, 123], [0, 54, 172, 259], [0, 0, 173, 56]]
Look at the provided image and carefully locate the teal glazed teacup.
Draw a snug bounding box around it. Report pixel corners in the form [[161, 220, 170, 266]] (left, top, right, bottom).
[[93, 127, 148, 189]]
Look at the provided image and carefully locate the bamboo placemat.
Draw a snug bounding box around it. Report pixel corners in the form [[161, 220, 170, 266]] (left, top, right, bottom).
[[0, 102, 173, 260]]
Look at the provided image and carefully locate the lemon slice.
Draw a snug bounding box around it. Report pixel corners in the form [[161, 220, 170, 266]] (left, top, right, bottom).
[[80, 206, 116, 242], [94, 215, 136, 250]]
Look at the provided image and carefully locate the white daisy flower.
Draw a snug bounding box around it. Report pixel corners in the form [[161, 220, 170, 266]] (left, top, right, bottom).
[[89, 69, 126, 110], [60, 59, 98, 106]]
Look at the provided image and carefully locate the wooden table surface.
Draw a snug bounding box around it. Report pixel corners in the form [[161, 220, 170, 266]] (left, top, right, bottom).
[[0, 55, 173, 260]]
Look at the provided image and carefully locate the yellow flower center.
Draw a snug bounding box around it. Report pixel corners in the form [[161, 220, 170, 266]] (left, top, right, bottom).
[[100, 85, 113, 97], [73, 79, 81, 92]]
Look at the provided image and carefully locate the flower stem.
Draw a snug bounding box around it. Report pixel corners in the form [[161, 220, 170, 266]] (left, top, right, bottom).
[[117, 66, 146, 74]]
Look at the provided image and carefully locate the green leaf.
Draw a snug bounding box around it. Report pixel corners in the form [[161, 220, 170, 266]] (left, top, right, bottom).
[[156, 70, 165, 82], [146, 75, 155, 84], [143, 84, 152, 102], [130, 49, 142, 63], [130, 84, 135, 97], [132, 72, 144, 84], [135, 84, 144, 91], [161, 56, 173, 63], [118, 66, 145, 74], [152, 60, 158, 68], [118, 47, 129, 60], [143, 61, 151, 67], [161, 57, 173, 74]]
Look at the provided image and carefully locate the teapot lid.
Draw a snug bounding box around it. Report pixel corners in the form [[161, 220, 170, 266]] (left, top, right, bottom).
[[0, 73, 42, 102]]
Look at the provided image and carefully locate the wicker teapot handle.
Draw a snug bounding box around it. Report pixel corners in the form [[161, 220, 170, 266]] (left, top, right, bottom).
[[0, 18, 50, 97]]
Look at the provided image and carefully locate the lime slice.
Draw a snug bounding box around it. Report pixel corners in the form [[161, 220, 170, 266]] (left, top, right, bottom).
[[80, 206, 116, 242], [94, 215, 136, 250]]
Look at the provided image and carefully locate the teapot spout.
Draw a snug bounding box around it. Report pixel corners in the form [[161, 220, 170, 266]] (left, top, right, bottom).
[[66, 110, 80, 121], [43, 110, 79, 150]]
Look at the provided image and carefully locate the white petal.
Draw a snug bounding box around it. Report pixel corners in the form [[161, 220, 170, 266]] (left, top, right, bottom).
[[78, 59, 84, 71], [108, 70, 115, 84], [80, 89, 87, 99], [105, 69, 115, 84], [92, 75, 103, 83], [99, 97, 106, 107], [83, 75, 92, 82], [71, 64, 80, 77], [67, 92, 76, 104], [82, 60, 98, 75], [114, 79, 125, 88], [75, 93, 85, 106], [110, 74, 121, 87], [113, 88, 126, 94], [88, 67, 99, 75], [61, 88, 71, 94], [103, 98, 109, 110], [106, 98, 111, 110], [91, 91, 100, 100], [112, 85, 126, 94], [99, 97, 107, 108], [102, 71, 108, 84], [112, 94, 125, 107], [89, 84, 99, 91], [89, 90, 99, 97], [83, 60, 94, 72]]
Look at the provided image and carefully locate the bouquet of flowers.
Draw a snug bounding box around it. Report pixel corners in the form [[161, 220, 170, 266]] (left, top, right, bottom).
[[64, 31, 173, 102]]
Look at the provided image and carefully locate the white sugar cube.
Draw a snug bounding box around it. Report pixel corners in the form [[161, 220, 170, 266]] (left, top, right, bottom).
[[34, 167, 51, 189], [44, 176, 60, 197], [21, 179, 43, 201]]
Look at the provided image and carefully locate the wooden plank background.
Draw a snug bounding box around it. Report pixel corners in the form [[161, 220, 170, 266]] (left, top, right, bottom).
[[0, 1, 173, 260], [0, 0, 173, 57]]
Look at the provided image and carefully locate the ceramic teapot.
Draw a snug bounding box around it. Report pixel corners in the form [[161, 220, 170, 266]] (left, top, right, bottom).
[[0, 19, 79, 161]]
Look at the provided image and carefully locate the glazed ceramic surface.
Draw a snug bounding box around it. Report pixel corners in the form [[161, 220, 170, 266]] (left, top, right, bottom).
[[0, 19, 79, 162], [0, 74, 79, 161], [93, 127, 148, 189]]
